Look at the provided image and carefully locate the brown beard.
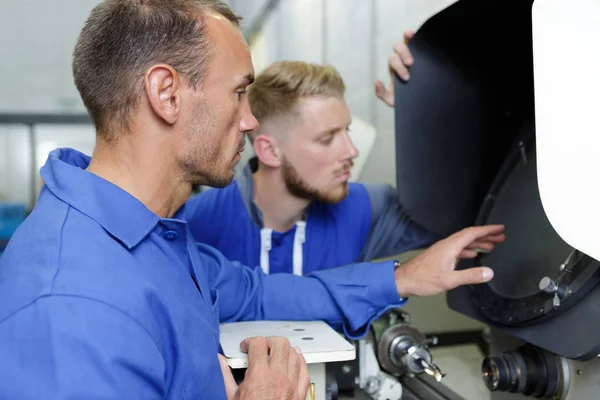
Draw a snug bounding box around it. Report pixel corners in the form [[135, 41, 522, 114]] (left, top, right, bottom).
[[281, 156, 350, 204]]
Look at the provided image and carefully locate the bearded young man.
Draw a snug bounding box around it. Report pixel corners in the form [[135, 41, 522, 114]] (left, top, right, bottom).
[[186, 60, 440, 275]]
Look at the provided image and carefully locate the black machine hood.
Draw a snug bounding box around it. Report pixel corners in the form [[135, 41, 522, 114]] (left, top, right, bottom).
[[394, 0, 600, 360]]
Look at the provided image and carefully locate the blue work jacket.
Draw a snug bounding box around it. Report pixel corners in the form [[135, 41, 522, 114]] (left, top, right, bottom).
[[0, 148, 404, 399]]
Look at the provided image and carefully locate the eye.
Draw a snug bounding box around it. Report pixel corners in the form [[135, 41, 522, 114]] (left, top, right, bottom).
[[319, 135, 334, 145], [236, 90, 247, 100]]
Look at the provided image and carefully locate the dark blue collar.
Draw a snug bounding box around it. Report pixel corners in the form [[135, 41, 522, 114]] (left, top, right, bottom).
[[237, 157, 265, 227]]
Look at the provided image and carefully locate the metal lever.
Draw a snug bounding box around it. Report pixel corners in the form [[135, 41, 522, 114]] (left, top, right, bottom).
[[539, 277, 570, 308]]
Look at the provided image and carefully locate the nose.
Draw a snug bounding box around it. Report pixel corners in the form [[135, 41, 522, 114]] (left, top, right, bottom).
[[342, 130, 359, 160], [240, 98, 259, 134]]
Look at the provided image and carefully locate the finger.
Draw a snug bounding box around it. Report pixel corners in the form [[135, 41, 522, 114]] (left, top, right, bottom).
[[404, 30, 415, 43], [393, 41, 414, 67], [450, 225, 505, 249], [466, 241, 495, 252], [240, 336, 269, 368], [450, 267, 494, 289], [288, 347, 302, 389], [484, 233, 506, 243], [459, 249, 479, 259], [295, 348, 310, 400], [471, 234, 506, 244], [374, 80, 386, 99], [389, 53, 410, 80], [266, 336, 291, 368], [374, 80, 394, 107], [218, 354, 238, 399]]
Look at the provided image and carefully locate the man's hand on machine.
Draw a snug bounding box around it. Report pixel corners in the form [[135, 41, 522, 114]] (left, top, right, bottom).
[[394, 224, 506, 298], [218, 336, 310, 400], [375, 30, 415, 107]]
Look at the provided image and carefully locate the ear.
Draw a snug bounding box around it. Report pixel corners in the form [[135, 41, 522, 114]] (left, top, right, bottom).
[[253, 134, 282, 168], [144, 64, 181, 125]]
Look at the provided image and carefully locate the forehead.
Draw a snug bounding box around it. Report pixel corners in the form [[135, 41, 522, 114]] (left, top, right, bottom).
[[293, 96, 351, 130], [203, 13, 253, 84]]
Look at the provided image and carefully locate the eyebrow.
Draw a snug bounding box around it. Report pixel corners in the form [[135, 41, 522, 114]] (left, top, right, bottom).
[[318, 123, 352, 137], [238, 74, 254, 86]]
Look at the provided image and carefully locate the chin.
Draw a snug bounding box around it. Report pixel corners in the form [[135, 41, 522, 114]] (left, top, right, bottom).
[[319, 185, 349, 204], [197, 166, 235, 189], [212, 173, 235, 188]]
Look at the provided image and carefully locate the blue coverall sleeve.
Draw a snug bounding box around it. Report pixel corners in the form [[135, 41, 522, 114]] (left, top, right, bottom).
[[0, 296, 165, 399], [358, 183, 441, 261], [198, 243, 406, 339]]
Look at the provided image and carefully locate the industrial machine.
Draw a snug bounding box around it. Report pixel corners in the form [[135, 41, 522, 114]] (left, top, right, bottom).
[[223, 1, 599, 398], [392, 0, 600, 398], [221, 310, 458, 400], [354, 309, 461, 400]]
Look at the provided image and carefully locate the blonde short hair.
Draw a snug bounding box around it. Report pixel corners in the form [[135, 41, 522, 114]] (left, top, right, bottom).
[[248, 60, 345, 140]]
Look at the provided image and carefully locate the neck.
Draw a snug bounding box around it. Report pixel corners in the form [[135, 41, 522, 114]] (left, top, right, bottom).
[[87, 136, 191, 218], [252, 162, 310, 232]]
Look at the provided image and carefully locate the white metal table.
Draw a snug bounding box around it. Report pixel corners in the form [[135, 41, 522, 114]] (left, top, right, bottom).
[[221, 320, 356, 400]]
